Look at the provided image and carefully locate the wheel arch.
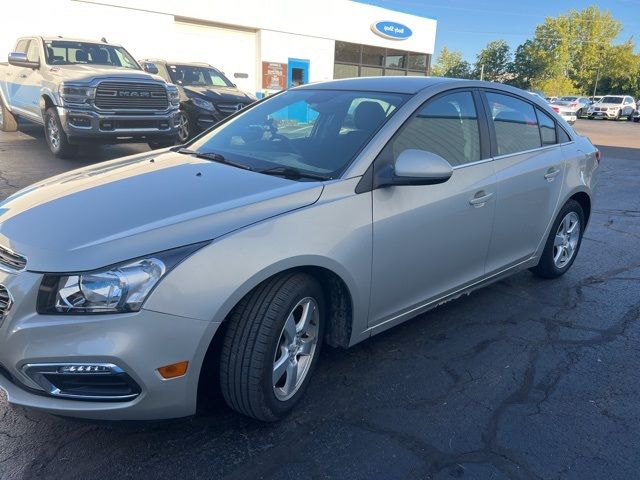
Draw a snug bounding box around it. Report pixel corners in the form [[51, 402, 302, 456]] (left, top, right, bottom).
[[568, 190, 591, 225], [39, 92, 56, 116]]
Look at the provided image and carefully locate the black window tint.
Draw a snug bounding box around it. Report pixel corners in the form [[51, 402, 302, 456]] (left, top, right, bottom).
[[335, 41, 360, 63], [487, 92, 541, 155], [361, 45, 384, 66], [558, 126, 571, 143], [537, 108, 556, 145], [392, 91, 481, 167], [15, 40, 29, 54]]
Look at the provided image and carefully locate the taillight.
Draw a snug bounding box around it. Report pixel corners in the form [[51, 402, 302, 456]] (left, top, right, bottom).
[[595, 149, 601, 164], [552, 106, 559, 112], [570, 102, 578, 108]]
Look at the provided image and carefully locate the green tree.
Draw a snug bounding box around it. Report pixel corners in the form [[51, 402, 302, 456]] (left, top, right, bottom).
[[510, 40, 547, 90], [431, 46, 472, 78], [472, 40, 511, 81]]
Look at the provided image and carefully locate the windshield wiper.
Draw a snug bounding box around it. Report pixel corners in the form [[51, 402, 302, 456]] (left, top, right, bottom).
[[257, 166, 330, 181], [174, 148, 253, 171]]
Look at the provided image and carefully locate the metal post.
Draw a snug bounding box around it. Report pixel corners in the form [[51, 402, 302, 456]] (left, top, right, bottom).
[[480, 64, 484, 81]]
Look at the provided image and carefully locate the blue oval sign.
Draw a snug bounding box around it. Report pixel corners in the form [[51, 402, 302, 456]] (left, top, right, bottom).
[[371, 21, 413, 40]]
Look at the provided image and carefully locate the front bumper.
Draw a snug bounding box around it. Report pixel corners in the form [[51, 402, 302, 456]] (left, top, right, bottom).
[[587, 109, 619, 119], [57, 106, 180, 144], [0, 269, 218, 420]]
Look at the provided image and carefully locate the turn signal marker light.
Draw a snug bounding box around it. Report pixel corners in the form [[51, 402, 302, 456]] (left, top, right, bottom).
[[157, 361, 189, 379]]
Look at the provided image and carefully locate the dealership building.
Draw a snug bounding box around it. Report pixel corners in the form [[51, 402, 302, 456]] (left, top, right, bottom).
[[0, 0, 437, 96]]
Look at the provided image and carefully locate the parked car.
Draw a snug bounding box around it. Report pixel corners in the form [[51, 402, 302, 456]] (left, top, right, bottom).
[[631, 102, 640, 122], [586, 95, 636, 120], [0, 37, 180, 157], [139, 59, 256, 143], [552, 96, 591, 117], [546, 96, 558, 103], [550, 103, 577, 124], [0, 77, 599, 421]]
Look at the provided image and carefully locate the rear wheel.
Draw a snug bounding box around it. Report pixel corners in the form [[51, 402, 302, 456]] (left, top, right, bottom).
[[0, 96, 18, 132], [220, 272, 325, 421], [44, 108, 77, 158], [530, 200, 585, 279]]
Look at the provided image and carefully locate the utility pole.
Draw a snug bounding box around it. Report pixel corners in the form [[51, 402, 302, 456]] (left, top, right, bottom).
[[592, 67, 600, 99], [480, 64, 484, 81]]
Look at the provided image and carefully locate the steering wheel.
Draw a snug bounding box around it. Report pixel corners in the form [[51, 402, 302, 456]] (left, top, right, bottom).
[[270, 133, 302, 155]]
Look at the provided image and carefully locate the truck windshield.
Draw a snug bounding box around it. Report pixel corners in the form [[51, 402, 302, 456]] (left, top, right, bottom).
[[189, 89, 407, 179], [43, 40, 140, 69], [168, 65, 234, 87]]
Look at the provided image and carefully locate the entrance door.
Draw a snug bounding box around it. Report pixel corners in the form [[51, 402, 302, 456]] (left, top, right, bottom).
[[287, 59, 310, 123]]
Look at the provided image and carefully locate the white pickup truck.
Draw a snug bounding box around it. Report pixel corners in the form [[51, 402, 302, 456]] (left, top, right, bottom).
[[0, 36, 180, 157]]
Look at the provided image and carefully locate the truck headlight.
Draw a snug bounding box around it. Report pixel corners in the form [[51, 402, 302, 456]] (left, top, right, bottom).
[[37, 242, 208, 314], [167, 85, 180, 106], [59, 84, 96, 104], [191, 97, 215, 111]]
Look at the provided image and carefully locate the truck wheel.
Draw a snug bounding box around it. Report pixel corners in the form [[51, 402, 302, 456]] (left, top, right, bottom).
[[176, 111, 191, 144], [44, 108, 77, 158], [148, 137, 177, 150], [220, 272, 325, 421], [0, 97, 18, 132]]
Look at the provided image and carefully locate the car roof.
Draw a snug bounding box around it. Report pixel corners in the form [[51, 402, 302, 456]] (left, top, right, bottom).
[[296, 76, 455, 94]]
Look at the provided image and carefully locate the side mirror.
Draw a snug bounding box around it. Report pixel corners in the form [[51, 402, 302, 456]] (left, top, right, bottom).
[[8, 52, 39, 69], [377, 149, 453, 188], [142, 62, 159, 74]]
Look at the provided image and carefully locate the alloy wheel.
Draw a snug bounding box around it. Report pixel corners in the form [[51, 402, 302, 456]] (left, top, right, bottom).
[[177, 112, 190, 143], [47, 117, 60, 150], [553, 212, 580, 269], [272, 297, 320, 401]]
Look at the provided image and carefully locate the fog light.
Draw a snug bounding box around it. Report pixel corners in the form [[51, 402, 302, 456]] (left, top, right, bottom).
[[157, 361, 188, 379]]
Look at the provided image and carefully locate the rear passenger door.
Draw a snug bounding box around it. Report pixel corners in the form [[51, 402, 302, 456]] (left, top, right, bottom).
[[482, 91, 566, 274]]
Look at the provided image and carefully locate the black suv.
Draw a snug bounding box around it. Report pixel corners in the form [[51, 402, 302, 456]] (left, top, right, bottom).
[[140, 59, 256, 143]]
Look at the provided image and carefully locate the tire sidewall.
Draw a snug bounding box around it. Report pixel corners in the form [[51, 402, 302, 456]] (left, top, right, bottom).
[[260, 278, 325, 418], [44, 109, 63, 155], [543, 200, 585, 276], [177, 110, 190, 143]]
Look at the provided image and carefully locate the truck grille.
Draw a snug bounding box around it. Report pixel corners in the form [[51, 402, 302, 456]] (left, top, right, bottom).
[[95, 82, 168, 110], [0, 245, 27, 272], [0, 285, 13, 322]]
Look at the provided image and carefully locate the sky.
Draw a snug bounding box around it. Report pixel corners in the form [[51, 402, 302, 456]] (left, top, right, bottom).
[[355, 0, 640, 63]]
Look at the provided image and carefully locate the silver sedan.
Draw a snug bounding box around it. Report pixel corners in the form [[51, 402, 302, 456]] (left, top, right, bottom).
[[0, 77, 599, 421]]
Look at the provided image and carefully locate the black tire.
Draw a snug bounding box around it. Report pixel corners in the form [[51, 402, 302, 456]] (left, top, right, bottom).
[[0, 96, 18, 132], [530, 199, 585, 279], [147, 136, 177, 150], [587, 116, 593, 120], [44, 108, 77, 158], [577, 108, 583, 118], [220, 272, 325, 422]]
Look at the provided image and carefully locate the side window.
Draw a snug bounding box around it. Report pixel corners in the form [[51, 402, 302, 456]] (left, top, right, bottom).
[[26, 41, 40, 63], [536, 108, 556, 145], [486, 92, 541, 155], [391, 91, 481, 167], [557, 127, 571, 144], [15, 40, 29, 54]]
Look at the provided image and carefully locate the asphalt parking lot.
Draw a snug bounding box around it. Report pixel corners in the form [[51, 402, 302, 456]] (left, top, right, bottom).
[[0, 118, 639, 480]]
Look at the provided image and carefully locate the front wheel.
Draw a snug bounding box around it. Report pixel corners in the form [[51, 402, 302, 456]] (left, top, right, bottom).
[[176, 111, 191, 144], [530, 200, 585, 279], [44, 108, 77, 158], [220, 272, 325, 421]]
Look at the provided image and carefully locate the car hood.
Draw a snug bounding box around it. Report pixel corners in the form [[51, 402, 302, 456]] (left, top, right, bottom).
[[0, 151, 323, 272], [48, 65, 166, 84], [183, 85, 254, 104]]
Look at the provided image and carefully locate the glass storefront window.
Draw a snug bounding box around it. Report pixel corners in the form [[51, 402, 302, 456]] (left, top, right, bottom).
[[361, 45, 384, 66], [335, 41, 361, 64], [385, 49, 406, 68], [407, 52, 428, 71], [384, 68, 406, 76]]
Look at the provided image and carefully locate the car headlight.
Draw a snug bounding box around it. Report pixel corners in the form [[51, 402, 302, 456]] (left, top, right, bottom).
[[191, 96, 215, 111], [167, 85, 180, 106], [59, 84, 96, 104], [37, 242, 208, 314]]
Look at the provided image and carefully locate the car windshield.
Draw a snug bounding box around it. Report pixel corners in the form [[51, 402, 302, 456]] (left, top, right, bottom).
[[169, 65, 234, 87], [44, 40, 140, 69], [189, 89, 407, 179], [601, 96, 623, 104]]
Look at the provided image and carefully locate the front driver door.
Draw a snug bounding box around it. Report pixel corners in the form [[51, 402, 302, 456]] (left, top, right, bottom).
[[369, 90, 497, 326]]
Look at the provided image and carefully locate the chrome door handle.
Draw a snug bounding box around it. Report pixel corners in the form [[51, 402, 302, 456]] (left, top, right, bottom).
[[19, 74, 27, 79], [544, 168, 561, 181], [469, 191, 493, 207]]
